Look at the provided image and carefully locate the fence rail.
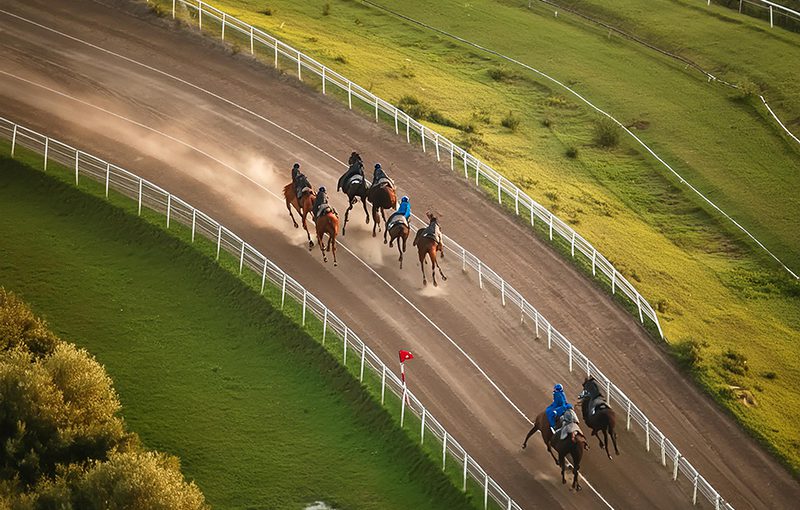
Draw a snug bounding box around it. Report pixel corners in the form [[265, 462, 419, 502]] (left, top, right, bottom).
[[3, 110, 733, 508], [705, 0, 800, 29], [1, 117, 523, 510], [167, 0, 666, 338]]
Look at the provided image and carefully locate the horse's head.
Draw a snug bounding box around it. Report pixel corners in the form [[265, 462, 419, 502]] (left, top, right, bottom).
[[582, 376, 601, 399]]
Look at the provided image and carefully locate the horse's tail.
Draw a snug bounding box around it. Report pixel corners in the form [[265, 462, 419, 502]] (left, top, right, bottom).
[[413, 229, 423, 246]]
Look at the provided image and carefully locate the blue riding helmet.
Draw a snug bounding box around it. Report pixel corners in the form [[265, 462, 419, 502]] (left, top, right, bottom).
[[319, 186, 326, 193], [554, 384, 564, 392], [401, 196, 409, 203]]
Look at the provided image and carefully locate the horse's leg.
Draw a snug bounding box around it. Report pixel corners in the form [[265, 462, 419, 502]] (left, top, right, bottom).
[[331, 234, 337, 267], [362, 195, 370, 224], [560, 454, 567, 485], [435, 251, 447, 282], [603, 428, 611, 458], [430, 250, 438, 287], [419, 252, 427, 286], [343, 200, 354, 236], [384, 223, 389, 244], [301, 211, 313, 249], [521, 423, 539, 449], [372, 206, 380, 237], [317, 231, 327, 263], [573, 462, 581, 491], [286, 201, 298, 228], [397, 240, 403, 269], [610, 422, 620, 455]]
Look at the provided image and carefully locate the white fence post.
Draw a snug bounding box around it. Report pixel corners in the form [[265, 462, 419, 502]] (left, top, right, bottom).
[[359, 343, 365, 381], [322, 308, 328, 344], [673, 453, 680, 480], [592, 248, 597, 276], [442, 432, 448, 470], [571, 232, 575, 257], [661, 435, 666, 466], [611, 270, 616, 294], [172, 0, 176, 19], [420, 408, 426, 444], [74, 151, 80, 185], [301, 289, 307, 325], [421, 126, 426, 152], [693, 475, 698, 505], [435, 134, 440, 160], [450, 145, 454, 171], [280, 273, 287, 309], [191, 209, 196, 242], [381, 364, 386, 404], [10, 124, 17, 157], [497, 175, 502, 204], [568, 343, 573, 371], [549, 213, 553, 240], [515, 188, 519, 215], [261, 258, 267, 294], [463, 151, 468, 179], [321, 67, 326, 94], [105, 163, 110, 198], [43, 137, 48, 170], [166, 194, 172, 228], [297, 51, 301, 80], [406, 117, 411, 143], [627, 400, 631, 430], [198, 0, 202, 30], [375, 97, 379, 122], [770, 5, 774, 27], [400, 386, 407, 427], [475, 162, 479, 186], [478, 260, 483, 289], [637, 293, 644, 323], [462, 452, 468, 491], [250, 26, 254, 54], [274, 40, 278, 68], [347, 82, 352, 109], [137, 178, 143, 215], [394, 108, 398, 133], [343, 328, 348, 364], [501, 279, 506, 306], [646, 418, 651, 452], [216, 225, 222, 259], [484, 474, 489, 510], [221, 13, 226, 40]]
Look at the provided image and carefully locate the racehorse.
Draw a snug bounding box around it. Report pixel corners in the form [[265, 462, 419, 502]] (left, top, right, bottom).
[[367, 183, 397, 237], [283, 182, 315, 249], [339, 159, 370, 236], [384, 214, 410, 269], [579, 376, 619, 459], [412, 212, 446, 287], [522, 411, 588, 491], [315, 208, 339, 266]]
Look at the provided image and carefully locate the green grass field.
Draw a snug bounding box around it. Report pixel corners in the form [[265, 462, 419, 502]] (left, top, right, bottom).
[[156, 0, 800, 472], [0, 151, 488, 509]]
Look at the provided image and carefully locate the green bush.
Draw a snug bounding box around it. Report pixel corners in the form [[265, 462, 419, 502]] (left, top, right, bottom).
[[721, 349, 749, 375], [593, 117, 620, 148], [672, 338, 707, 370], [500, 111, 520, 131], [322, 2, 331, 16], [397, 95, 459, 129], [565, 146, 578, 159]]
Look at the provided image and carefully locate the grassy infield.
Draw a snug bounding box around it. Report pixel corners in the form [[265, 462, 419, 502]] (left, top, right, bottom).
[[0, 148, 488, 509], [158, 0, 800, 472]]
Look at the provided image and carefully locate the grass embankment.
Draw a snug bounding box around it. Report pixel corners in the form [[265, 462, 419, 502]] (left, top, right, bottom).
[[0, 150, 484, 509], [158, 0, 800, 472]]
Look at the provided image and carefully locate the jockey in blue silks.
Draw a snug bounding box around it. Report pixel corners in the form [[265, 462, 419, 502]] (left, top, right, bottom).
[[545, 384, 569, 431], [387, 196, 411, 227]]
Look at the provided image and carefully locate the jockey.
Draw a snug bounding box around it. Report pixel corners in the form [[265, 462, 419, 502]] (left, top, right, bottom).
[[387, 196, 411, 227], [348, 151, 362, 166], [313, 186, 329, 218], [545, 383, 569, 432], [338, 157, 365, 192], [372, 163, 389, 186], [291, 163, 311, 199], [554, 403, 580, 441]]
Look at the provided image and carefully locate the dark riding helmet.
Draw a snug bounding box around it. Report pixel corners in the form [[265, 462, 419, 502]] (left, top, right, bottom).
[[293, 163, 300, 169], [554, 384, 564, 392], [319, 186, 326, 193], [375, 163, 381, 169]]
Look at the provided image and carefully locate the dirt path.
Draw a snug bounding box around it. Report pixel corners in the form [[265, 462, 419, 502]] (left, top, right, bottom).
[[0, 1, 796, 508]]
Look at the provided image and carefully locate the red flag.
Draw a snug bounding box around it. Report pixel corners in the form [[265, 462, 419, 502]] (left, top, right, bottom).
[[399, 350, 414, 363]]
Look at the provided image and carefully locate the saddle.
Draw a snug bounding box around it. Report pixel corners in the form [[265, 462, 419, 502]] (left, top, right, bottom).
[[558, 422, 581, 440], [588, 396, 609, 416], [345, 175, 366, 193], [371, 177, 393, 190], [386, 214, 408, 231], [421, 222, 441, 244], [315, 204, 335, 219], [296, 185, 312, 199]]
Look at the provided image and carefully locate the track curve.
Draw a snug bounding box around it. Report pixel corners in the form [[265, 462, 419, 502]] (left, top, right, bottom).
[[0, 1, 797, 508]]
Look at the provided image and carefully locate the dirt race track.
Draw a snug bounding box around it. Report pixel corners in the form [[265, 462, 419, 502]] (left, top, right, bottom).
[[1, 1, 797, 508]]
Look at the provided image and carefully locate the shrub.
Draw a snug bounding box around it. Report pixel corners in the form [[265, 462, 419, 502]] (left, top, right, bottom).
[[322, 2, 331, 16], [565, 146, 578, 159], [333, 54, 348, 65], [259, 6, 273, 16], [500, 111, 520, 131], [396, 95, 459, 128], [721, 349, 749, 375], [673, 338, 707, 370], [541, 117, 552, 128], [732, 79, 760, 101], [0, 288, 59, 356], [487, 66, 520, 82], [762, 371, 777, 380], [593, 117, 620, 148]]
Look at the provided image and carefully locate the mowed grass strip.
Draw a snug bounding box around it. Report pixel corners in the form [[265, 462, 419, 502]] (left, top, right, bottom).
[[153, 0, 800, 472], [0, 152, 482, 510]]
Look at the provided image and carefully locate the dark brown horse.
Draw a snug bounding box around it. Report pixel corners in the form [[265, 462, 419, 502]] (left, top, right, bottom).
[[367, 185, 397, 237], [522, 411, 588, 491], [579, 376, 619, 459], [412, 212, 446, 287], [315, 208, 339, 266], [339, 155, 370, 236], [283, 182, 315, 249], [384, 214, 410, 269]]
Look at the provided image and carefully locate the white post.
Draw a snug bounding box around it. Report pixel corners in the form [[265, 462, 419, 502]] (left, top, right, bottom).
[[549, 213, 553, 240], [400, 386, 407, 427], [343, 328, 348, 364], [191, 209, 197, 242], [198, 1, 202, 30], [221, 13, 225, 40], [475, 162, 479, 186], [462, 452, 468, 491], [463, 151, 468, 179], [692, 475, 698, 505], [322, 308, 328, 345], [105, 163, 110, 198], [611, 271, 616, 294], [646, 418, 651, 451], [661, 435, 666, 466], [606, 380, 611, 398], [348, 82, 352, 109], [442, 432, 448, 470], [637, 293, 644, 323], [44, 137, 48, 170], [569, 343, 573, 372], [137, 178, 143, 215], [166, 194, 172, 228], [10, 124, 17, 157], [172, 0, 176, 19], [394, 108, 398, 133], [535, 313, 539, 339], [501, 280, 506, 306], [75, 151, 80, 185], [420, 408, 426, 444], [547, 324, 552, 350], [461, 247, 466, 272], [592, 248, 596, 275], [571, 232, 575, 257], [497, 175, 502, 204], [280, 274, 287, 309], [673, 452, 680, 480], [375, 97, 379, 122], [770, 5, 774, 27], [515, 188, 519, 215], [435, 134, 440, 161], [301, 289, 307, 325], [250, 26, 254, 54], [450, 145, 454, 171], [520, 297, 525, 324], [261, 258, 267, 294], [321, 67, 326, 94], [626, 400, 631, 430], [586, 358, 590, 377], [216, 225, 222, 259], [421, 126, 426, 152], [478, 260, 483, 289], [739, 0, 743, 13], [297, 51, 301, 80], [716, 495, 721, 510], [359, 343, 365, 381], [381, 364, 386, 404], [406, 117, 411, 143], [274, 40, 278, 68], [484, 474, 489, 510], [530, 204, 534, 226]]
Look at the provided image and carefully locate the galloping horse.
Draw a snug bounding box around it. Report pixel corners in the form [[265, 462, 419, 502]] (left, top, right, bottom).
[[522, 411, 588, 491], [283, 182, 315, 249], [315, 207, 339, 266], [339, 154, 370, 236], [412, 212, 446, 286], [367, 182, 397, 237], [384, 214, 410, 269], [579, 376, 620, 459]]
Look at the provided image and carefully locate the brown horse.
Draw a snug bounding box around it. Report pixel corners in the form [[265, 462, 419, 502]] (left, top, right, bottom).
[[412, 212, 446, 286], [315, 209, 339, 266], [367, 185, 397, 237], [283, 182, 315, 249], [384, 215, 410, 269], [522, 411, 588, 491], [579, 376, 620, 459]]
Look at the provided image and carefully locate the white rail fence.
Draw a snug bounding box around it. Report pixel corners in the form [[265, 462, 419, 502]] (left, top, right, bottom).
[[704, 0, 800, 28], [3, 115, 734, 508], [167, 0, 665, 338], [0, 117, 522, 510]]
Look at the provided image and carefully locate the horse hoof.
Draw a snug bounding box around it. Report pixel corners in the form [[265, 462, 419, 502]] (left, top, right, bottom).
[[334, 262, 338, 267], [384, 239, 388, 244], [433, 281, 438, 287], [576, 485, 582, 492], [423, 280, 427, 286], [442, 275, 448, 281], [372, 232, 376, 238], [521, 444, 526, 450]]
